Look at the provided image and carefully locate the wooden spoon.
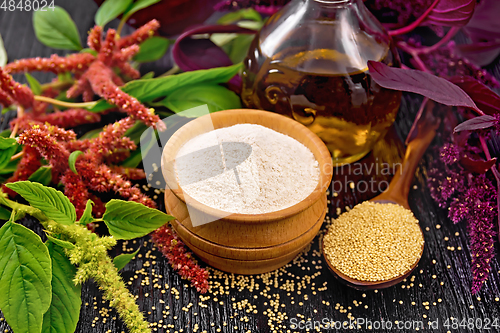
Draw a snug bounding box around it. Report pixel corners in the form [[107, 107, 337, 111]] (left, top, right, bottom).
[[323, 102, 440, 290]]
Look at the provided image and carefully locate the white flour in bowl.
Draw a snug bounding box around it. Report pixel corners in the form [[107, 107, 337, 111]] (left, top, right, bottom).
[[175, 124, 320, 214]]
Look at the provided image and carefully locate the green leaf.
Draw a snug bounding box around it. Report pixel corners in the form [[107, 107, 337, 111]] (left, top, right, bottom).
[[224, 34, 255, 64], [0, 136, 16, 150], [6, 181, 76, 225], [95, 0, 134, 27], [80, 48, 98, 56], [25, 73, 42, 95], [45, 234, 75, 250], [141, 72, 155, 79], [0, 221, 52, 333], [161, 84, 242, 113], [68, 151, 83, 175], [133, 36, 171, 63], [217, 8, 262, 25], [80, 127, 103, 139], [33, 7, 82, 50], [120, 127, 155, 168], [0, 155, 20, 175], [0, 34, 7, 67], [42, 241, 81, 333], [79, 200, 94, 226], [103, 199, 174, 240], [113, 247, 141, 271], [0, 206, 11, 221], [0, 137, 17, 170], [124, 121, 148, 145], [28, 166, 53, 186], [123, 0, 161, 17], [124, 63, 242, 102], [89, 63, 242, 112]]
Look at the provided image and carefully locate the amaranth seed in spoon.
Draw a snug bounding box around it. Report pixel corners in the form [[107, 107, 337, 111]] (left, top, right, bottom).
[[323, 201, 424, 281]]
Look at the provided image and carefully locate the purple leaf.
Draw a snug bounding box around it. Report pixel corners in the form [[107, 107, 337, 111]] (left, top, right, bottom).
[[460, 156, 497, 174], [463, 0, 500, 41], [367, 61, 481, 112], [455, 41, 500, 67], [448, 76, 500, 115], [426, 0, 476, 27], [172, 24, 256, 72], [454, 115, 496, 132]]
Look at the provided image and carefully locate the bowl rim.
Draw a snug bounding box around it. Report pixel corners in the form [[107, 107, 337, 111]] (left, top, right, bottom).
[[161, 109, 333, 223]]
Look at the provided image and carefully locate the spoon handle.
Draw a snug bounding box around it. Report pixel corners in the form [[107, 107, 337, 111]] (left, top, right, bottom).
[[383, 101, 440, 208]]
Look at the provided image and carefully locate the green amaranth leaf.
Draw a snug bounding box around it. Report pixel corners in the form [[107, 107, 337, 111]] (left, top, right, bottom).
[[95, 0, 133, 27], [45, 234, 75, 250], [0, 221, 52, 333], [0, 34, 7, 67], [28, 166, 53, 186], [161, 84, 242, 113], [120, 127, 156, 168], [225, 34, 255, 64], [134, 36, 171, 63], [0, 206, 11, 221], [79, 199, 94, 226], [0, 137, 17, 170], [6, 181, 76, 225], [68, 150, 83, 175], [124, 121, 149, 145], [103, 199, 174, 240], [123, 0, 161, 17], [0, 155, 20, 175], [42, 241, 81, 333], [113, 247, 141, 271], [217, 8, 262, 24], [88, 63, 242, 111], [33, 7, 82, 50], [141, 72, 155, 79], [25, 73, 42, 95], [80, 127, 103, 139], [0, 137, 16, 150]]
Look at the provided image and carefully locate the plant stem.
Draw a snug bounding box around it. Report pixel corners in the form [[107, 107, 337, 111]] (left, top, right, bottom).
[[41, 80, 74, 92], [9, 106, 23, 138], [389, 0, 440, 36], [34, 96, 97, 109], [158, 65, 180, 77], [397, 41, 431, 73], [10, 151, 24, 161], [419, 27, 460, 54]]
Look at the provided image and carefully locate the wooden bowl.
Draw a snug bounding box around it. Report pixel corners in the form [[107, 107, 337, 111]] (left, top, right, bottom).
[[162, 109, 333, 274]]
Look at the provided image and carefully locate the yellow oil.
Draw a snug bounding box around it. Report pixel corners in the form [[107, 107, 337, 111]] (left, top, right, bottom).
[[241, 23, 402, 165]]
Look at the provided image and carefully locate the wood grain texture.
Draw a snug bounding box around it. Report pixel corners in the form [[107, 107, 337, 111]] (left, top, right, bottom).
[[1, 2, 500, 333]]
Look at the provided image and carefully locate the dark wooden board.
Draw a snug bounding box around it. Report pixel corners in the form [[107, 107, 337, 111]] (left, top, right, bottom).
[[1, 2, 500, 332]]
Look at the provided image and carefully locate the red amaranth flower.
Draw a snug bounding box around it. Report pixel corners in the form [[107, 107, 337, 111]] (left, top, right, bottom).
[[110, 166, 146, 180], [84, 61, 163, 129], [4, 53, 96, 75], [39, 109, 101, 128], [117, 19, 160, 49], [151, 225, 209, 293], [88, 26, 102, 52], [61, 169, 90, 218], [0, 67, 34, 108]]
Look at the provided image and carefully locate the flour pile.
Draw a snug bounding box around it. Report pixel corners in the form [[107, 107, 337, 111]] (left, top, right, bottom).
[[175, 124, 320, 214]]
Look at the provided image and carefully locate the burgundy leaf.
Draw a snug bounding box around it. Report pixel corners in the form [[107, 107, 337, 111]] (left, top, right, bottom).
[[172, 25, 256, 72], [455, 41, 500, 67], [463, 0, 500, 41], [460, 156, 497, 174], [367, 61, 481, 112], [448, 76, 500, 115], [425, 0, 476, 27], [454, 115, 496, 132]]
